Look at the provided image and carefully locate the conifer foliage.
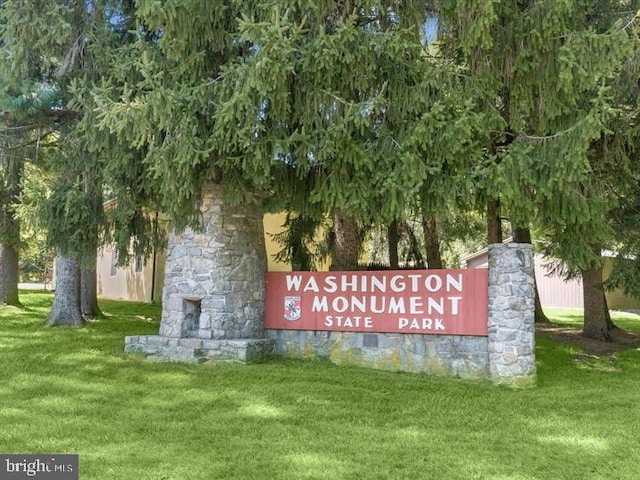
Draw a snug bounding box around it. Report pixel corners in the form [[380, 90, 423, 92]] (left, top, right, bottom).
[[1, 1, 639, 341], [437, 1, 638, 339], [0, 1, 141, 322]]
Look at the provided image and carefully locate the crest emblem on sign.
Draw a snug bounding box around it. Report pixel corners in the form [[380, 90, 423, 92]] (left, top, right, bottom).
[[284, 296, 302, 321]]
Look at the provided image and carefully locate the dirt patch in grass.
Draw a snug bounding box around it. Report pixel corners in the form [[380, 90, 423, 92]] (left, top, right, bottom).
[[536, 322, 640, 356]]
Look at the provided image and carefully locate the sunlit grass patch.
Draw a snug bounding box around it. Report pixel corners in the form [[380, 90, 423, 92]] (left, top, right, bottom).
[[544, 307, 640, 333]]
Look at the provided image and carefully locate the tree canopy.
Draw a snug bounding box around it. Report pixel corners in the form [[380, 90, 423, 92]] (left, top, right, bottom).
[[2, 0, 640, 340]]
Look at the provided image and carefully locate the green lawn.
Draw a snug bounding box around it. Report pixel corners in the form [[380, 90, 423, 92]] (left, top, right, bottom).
[[1, 292, 640, 479], [544, 307, 640, 332]]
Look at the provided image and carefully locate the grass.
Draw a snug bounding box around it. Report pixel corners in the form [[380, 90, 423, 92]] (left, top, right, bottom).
[[544, 307, 640, 333], [1, 292, 640, 479]]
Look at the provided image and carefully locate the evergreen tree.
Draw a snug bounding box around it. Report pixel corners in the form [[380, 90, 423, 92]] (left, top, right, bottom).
[[531, 3, 640, 340], [92, 1, 444, 281], [0, 77, 62, 305], [1, 0, 147, 324], [437, 1, 635, 340], [437, 0, 632, 231]]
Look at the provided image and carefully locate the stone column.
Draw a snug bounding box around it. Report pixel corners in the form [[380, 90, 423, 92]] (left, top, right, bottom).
[[125, 183, 274, 363], [487, 243, 536, 387], [159, 183, 268, 340]]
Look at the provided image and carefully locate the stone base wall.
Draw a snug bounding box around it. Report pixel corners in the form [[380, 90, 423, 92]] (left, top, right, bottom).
[[265, 330, 489, 379], [125, 234, 536, 385], [125, 335, 274, 364]]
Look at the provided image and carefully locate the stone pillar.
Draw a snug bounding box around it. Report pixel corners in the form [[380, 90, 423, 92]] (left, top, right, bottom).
[[160, 183, 267, 339], [487, 243, 536, 387], [125, 183, 274, 363]]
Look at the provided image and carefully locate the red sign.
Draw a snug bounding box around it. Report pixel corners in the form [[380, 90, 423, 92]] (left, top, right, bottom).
[[265, 270, 488, 336]]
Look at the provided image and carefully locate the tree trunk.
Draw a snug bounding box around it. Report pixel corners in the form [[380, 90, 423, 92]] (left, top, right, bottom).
[[404, 221, 426, 268], [48, 254, 84, 326], [604, 289, 617, 331], [0, 154, 23, 306], [487, 198, 502, 244], [331, 210, 360, 271], [81, 255, 102, 319], [387, 219, 399, 270], [581, 265, 611, 341], [422, 214, 443, 269], [512, 226, 548, 323], [532, 270, 549, 324], [0, 244, 20, 306], [80, 164, 102, 319]]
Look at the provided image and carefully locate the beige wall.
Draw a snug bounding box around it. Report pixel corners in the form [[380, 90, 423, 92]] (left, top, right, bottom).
[[534, 256, 640, 310], [533, 256, 584, 309], [464, 252, 488, 269], [462, 250, 640, 310], [263, 212, 331, 271], [601, 260, 639, 310], [96, 247, 166, 303], [263, 212, 292, 272]]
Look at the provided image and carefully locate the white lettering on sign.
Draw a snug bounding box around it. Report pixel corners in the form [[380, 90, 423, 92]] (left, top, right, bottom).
[[308, 295, 461, 316], [325, 276, 337, 293], [388, 297, 405, 314], [324, 316, 373, 328], [312, 296, 328, 312], [303, 277, 319, 292], [268, 271, 487, 336], [311, 295, 462, 315], [371, 275, 386, 293], [398, 317, 446, 331], [425, 275, 442, 292], [448, 297, 462, 315], [284, 273, 464, 295], [390, 275, 405, 292], [286, 275, 302, 291], [447, 275, 463, 292]]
